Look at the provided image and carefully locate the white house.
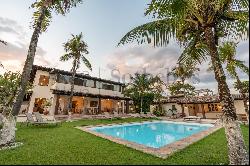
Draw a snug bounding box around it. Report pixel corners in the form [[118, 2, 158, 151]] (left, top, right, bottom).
[[20, 65, 130, 117]]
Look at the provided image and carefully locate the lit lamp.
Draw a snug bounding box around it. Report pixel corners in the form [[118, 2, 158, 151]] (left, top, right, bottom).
[[247, 101, 249, 106]]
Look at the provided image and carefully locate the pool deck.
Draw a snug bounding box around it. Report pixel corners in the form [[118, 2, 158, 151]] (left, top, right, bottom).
[[76, 120, 222, 159]]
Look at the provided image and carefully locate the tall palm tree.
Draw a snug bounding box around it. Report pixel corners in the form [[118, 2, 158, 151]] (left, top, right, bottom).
[[118, 0, 249, 164], [60, 33, 92, 116], [1, 0, 83, 147], [11, 0, 83, 117], [219, 42, 249, 123]]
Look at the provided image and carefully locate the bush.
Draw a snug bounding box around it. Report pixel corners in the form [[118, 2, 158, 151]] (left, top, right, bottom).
[[153, 105, 165, 117]]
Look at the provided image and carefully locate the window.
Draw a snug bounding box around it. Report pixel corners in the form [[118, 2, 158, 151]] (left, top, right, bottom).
[[102, 83, 114, 91], [90, 101, 98, 107], [86, 80, 95, 88], [39, 75, 49, 86], [58, 74, 71, 84]]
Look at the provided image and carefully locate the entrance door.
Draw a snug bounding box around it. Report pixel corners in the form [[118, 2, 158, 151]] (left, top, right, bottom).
[[188, 104, 197, 116]]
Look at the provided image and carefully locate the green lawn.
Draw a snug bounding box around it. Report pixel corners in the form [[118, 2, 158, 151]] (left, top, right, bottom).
[[0, 118, 248, 165]]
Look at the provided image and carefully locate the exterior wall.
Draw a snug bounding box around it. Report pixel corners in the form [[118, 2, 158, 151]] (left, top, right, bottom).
[[26, 70, 56, 115], [152, 99, 247, 119], [234, 100, 246, 114], [51, 83, 123, 97], [22, 69, 126, 116]]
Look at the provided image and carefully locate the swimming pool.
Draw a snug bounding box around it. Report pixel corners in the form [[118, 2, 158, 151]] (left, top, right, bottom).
[[91, 121, 213, 148]]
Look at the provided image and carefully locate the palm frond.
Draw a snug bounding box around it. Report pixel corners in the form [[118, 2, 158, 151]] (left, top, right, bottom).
[[0, 40, 7, 45], [118, 19, 177, 47], [81, 56, 92, 71]]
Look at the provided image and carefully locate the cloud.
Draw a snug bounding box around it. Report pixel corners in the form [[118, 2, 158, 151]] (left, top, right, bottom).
[[106, 40, 249, 94], [0, 17, 51, 73]]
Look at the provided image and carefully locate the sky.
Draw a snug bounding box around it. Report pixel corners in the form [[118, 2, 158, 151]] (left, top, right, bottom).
[[0, 0, 249, 95]]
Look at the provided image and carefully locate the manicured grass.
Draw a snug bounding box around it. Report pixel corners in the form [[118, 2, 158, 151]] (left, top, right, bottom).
[[0, 118, 248, 165]]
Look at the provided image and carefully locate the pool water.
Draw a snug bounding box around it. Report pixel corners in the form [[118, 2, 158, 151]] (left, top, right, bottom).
[[91, 121, 213, 148]]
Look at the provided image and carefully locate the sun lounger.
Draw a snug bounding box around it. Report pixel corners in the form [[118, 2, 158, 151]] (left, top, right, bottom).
[[103, 112, 114, 120], [128, 113, 140, 118], [33, 112, 60, 125], [113, 112, 126, 119], [25, 113, 52, 126], [183, 116, 201, 121]]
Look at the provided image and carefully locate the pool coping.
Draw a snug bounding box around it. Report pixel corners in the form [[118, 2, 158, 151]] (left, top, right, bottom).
[[75, 120, 222, 159]]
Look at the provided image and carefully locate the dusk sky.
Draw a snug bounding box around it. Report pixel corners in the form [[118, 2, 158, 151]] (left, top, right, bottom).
[[0, 0, 249, 95]]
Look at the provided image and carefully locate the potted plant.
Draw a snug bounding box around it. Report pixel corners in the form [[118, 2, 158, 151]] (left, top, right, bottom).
[[41, 98, 52, 115]]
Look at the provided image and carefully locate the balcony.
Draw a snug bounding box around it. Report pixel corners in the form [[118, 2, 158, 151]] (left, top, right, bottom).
[[51, 83, 123, 97]]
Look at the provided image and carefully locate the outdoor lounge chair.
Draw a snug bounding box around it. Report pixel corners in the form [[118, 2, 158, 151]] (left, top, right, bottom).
[[25, 113, 52, 126], [127, 113, 140, 118], [33, 112, 60, 125], [113, 112, 126, 119], [146, 112, 157, 118], [183, 116, 201, 122], [103, 112, 114, 120]]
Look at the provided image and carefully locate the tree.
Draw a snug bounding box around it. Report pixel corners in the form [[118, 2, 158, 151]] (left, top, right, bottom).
[[0, 71, 32, 146], [168, 81, 195, 96], [234, 80, 249, 94], [60, 33, 92, 118], [168, 63, 199, 84], [5, 0, 83, 147], [124, 73, 164, 113], [219, 42, 249, 123], [118, 0, 249, 164]]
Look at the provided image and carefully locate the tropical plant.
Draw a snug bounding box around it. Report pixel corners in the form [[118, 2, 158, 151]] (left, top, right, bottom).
[[168, 81, 196, 96], [6, 0, 83, 147], [124, 73, 164, 113], [118, 0, 249, 164], [234, 80, 249, 94], [0, 71, 32, 146], [168, 63, 199, 84], [219, 42, 249, 123], [60, 33, 92, 116]]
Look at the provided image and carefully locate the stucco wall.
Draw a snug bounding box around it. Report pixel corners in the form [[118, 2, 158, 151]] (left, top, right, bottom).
[[27, 70, 56, 115]]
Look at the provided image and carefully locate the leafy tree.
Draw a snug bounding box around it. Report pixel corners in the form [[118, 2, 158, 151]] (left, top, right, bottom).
[[234, 80, 249, 94], [60, 33, 92, 117], [168, 63, 199, 84], [118, 0, 249, 164], [7, 0, 83, 147], [124, 73, 164, 113], [0, 71, 32, 146], [219, 42, 249, 123], [168, 81, 195, 96]]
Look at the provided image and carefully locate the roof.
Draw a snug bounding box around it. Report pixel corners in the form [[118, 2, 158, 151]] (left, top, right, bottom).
[[30, 65, 125, 86], [52, 90, 130, 100], [154, 94, 248, 104]]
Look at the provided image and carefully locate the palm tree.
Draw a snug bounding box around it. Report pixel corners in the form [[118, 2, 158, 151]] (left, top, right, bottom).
[[118, 0, 249, 164], [11, 0, 83, 117], [124, 73, 163, 113], [60, 33, 92, 117], [219, 42, 249, 124], [168, 63, 199, 84], [1, 0, 83, 147]]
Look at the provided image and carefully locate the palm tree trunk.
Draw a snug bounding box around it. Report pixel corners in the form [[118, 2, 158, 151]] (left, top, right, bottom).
[[205, 27, 249, 165], [0, 7, 47, 147], [235, 75, 249, 124], [67, 58, 78, 115], [11, 7, 47, 117]]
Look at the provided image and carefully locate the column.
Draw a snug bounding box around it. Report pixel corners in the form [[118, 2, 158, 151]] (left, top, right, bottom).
[[125, 100, 129, 114], [98, 97, 102, 114]]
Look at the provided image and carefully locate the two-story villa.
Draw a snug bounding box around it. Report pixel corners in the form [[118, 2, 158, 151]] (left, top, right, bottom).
[[21, 65, 130, 116]]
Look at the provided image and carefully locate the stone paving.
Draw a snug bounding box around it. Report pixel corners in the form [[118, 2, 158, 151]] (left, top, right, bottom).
[[76, 120, 222, 159]]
